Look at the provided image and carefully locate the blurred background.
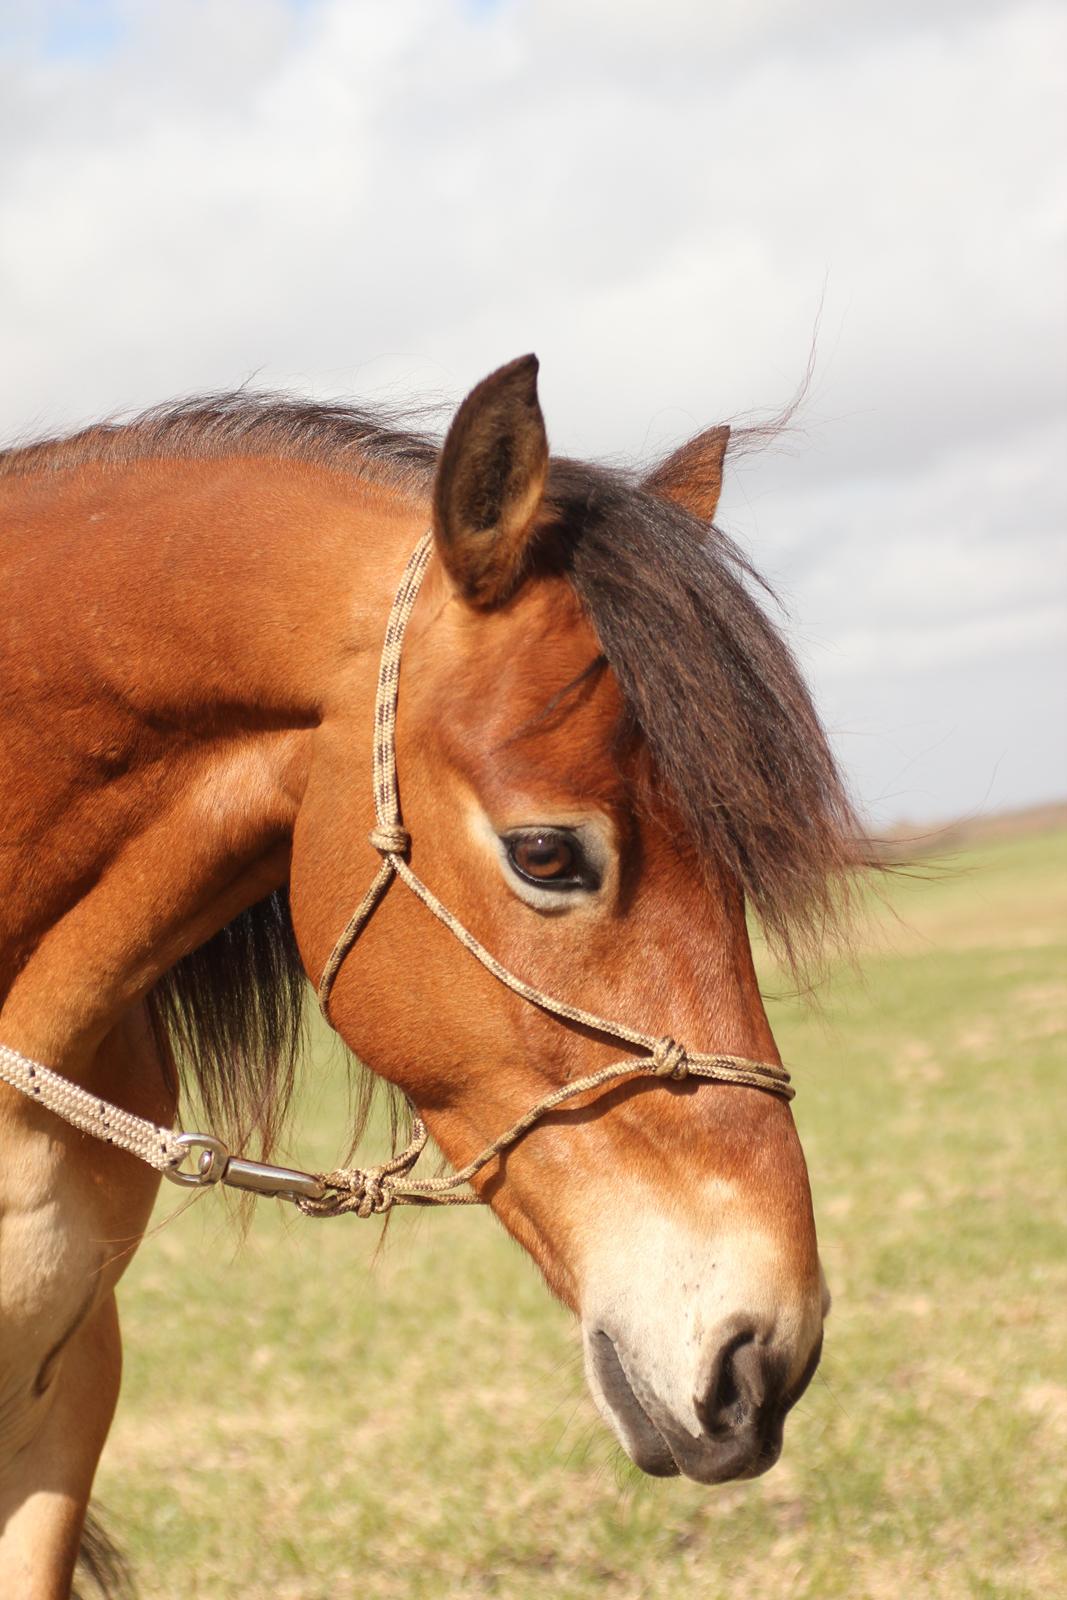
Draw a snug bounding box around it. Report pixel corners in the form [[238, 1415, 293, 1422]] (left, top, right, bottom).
[[2, 0, 1064, 830]]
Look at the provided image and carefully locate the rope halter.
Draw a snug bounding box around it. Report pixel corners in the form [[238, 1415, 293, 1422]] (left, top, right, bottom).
[[0, 531, 792, 1219]]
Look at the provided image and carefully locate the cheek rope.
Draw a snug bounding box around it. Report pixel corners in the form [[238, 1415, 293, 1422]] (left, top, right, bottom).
[[0, 533, 791, 1221]]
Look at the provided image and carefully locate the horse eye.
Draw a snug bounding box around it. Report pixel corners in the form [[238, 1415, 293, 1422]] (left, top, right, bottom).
[[506, 830, 591, 890]]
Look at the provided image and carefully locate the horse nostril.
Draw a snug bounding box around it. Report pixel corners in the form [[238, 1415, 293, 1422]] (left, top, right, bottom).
[[697, 1327, 753, 1434], [666, 1320, 823, 1483], [695, 1323, 783, 1439]]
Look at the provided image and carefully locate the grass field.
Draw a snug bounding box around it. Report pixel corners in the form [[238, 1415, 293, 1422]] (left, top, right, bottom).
[[93, 828, 1067, 1600]]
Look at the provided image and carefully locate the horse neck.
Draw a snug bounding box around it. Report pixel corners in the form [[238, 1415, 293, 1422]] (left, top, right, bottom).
[[6, 455, 422, 712], [0, 453, 426, 1067]]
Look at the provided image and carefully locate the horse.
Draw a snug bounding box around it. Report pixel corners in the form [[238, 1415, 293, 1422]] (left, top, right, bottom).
[[0, 355, 861, 1596]]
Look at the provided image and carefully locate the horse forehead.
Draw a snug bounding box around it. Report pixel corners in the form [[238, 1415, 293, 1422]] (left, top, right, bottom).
[[439, 577, 618, 732], [409, 577, 629, 806]]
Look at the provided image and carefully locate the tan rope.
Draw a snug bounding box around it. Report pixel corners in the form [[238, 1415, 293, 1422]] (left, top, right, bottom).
[[0, 530, 792, 1220], [294, 1044, 790, 1218], [0, 1042, 184, 1170], [314, 532, 434, 1012]]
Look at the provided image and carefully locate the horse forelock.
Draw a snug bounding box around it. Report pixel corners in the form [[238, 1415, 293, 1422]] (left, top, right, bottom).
[[540, 457, 870, 980]]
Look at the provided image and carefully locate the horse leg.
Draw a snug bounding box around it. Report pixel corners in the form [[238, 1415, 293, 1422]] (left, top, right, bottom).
[[0, 1294, 122, 1598], [0, 1007, 171, 1598]]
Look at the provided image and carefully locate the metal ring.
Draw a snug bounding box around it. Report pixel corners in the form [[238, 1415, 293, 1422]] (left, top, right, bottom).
[[162, 1133, 230, 1188]]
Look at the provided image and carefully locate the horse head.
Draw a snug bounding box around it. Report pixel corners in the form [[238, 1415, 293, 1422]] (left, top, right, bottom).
[[291, 357, 846, 1483]]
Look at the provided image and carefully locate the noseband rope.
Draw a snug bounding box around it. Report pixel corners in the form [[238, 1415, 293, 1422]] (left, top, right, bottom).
[[0, 532, 791, 1219]]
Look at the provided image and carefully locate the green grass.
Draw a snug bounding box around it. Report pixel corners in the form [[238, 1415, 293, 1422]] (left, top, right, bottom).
[[95, 829, 1067, 1599]]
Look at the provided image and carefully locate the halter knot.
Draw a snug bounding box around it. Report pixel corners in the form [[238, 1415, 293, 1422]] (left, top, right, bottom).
[[353, 1172, 392, 1218], [368, 823, 410, 857], [313, 1165, 395, 1218], [651, 1037, 688, 1080]]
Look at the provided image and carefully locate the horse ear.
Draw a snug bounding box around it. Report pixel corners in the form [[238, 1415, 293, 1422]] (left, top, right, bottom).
[[644, 424, 731, 523], [433, 354, 550, 608]]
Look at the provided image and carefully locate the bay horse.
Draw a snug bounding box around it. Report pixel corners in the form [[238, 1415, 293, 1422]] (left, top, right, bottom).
[[0, 356, 858, 1596]]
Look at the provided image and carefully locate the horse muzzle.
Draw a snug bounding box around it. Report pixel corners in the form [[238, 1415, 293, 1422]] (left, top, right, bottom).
[[583, 1313, 823, 1484]]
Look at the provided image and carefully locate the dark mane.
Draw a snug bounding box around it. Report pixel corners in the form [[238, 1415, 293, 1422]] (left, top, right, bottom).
[[6, 392, 864, 1156], [0, 389, 440, 490], [145, 888, 307, 1162]]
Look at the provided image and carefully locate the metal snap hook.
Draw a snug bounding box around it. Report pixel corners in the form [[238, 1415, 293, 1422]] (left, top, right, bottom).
[[162, 1133, 230, 1188]]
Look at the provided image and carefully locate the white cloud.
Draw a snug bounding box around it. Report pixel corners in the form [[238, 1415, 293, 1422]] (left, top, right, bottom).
[[1, 0, 1064, 822]]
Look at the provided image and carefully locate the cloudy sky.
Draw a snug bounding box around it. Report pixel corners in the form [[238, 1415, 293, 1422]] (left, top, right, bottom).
[[2, 0, 1064, 826]]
